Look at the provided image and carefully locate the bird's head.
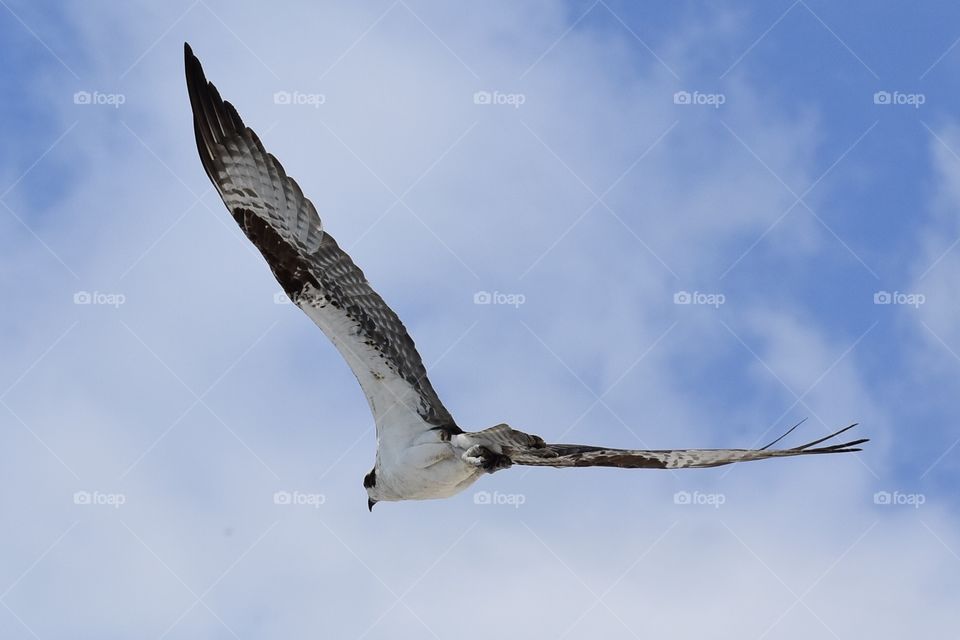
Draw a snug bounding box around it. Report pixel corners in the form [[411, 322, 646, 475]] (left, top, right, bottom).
[[363, 467, 378, 512]]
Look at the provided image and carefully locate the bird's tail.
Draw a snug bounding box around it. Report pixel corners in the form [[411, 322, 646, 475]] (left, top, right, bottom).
[[505, 422, 867, 469]]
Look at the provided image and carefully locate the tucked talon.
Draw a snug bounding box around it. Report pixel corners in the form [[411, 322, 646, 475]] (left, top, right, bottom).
[[484, 453, 512, 472], [461, 445, 512, 473], [461, 444, 485, 467]]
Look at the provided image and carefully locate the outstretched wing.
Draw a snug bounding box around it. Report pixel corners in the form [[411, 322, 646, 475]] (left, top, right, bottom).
[[510, 423, 867, 468], [184, 43, 458, 435]]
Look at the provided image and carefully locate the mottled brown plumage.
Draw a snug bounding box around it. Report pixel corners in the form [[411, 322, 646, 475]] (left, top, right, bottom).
[[185, 43, 456, 431]]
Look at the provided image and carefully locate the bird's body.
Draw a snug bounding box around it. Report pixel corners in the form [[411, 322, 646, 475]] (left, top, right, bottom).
[[184, 43, 867, 510], [373, 436, 484, 502]]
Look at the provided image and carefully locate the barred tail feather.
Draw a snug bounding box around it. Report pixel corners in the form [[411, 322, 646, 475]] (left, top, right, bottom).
[[511, 423, 866, 469]]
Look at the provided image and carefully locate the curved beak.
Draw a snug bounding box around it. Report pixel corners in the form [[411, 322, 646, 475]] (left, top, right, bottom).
[[367, 498, 377, 512]]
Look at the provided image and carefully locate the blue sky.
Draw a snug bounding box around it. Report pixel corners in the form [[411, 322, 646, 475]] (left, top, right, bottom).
[[2, 1, 959, 637]]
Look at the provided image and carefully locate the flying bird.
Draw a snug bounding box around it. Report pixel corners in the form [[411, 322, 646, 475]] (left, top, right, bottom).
[[184, 43, 866, 510]]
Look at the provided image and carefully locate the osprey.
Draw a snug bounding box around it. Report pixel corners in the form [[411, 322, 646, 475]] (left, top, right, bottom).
[[184, 44, 866, 511]]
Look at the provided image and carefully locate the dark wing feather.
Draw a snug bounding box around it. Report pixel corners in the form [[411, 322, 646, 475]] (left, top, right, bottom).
[[184, 43, 457, 432]]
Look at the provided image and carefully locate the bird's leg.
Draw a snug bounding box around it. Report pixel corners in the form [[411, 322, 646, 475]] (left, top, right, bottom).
[[461, 445, 512, 473]]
